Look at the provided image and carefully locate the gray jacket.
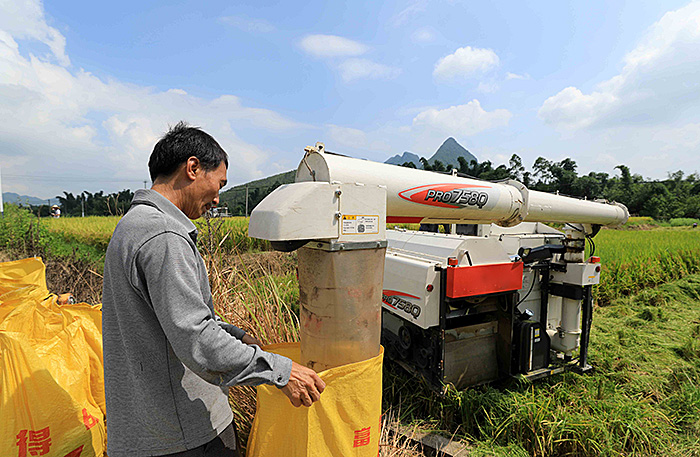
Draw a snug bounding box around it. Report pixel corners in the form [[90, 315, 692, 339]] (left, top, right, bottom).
[[102, 189, 292, 456]]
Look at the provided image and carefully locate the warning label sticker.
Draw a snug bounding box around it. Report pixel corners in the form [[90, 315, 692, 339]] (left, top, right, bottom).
[[341, 215, 379, 235]]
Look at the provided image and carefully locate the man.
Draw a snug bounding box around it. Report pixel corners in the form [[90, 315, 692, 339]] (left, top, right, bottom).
[[102, 122, 325, 457]]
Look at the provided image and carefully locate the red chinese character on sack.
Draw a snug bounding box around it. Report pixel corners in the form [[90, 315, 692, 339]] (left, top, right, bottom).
[[16, 427, 51, 456], [82, 408, 98, 430], [63, 445, 84, 457], [353, 427, 371, 447]]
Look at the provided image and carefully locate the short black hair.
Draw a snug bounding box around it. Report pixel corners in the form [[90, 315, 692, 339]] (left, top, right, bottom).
[[148, 121, 228, 181]]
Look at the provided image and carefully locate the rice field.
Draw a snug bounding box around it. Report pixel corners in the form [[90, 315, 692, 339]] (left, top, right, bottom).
[[594, 227, 700, 305], [6, 208, 700, 455], [43, 215, 700, 306]]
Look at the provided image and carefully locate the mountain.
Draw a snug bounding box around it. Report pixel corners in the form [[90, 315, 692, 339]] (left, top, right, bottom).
[[427, 137, 477, 168], [218, 170, 295, 216], [384, 151, 422, 168], [2, 192, 46, 206]]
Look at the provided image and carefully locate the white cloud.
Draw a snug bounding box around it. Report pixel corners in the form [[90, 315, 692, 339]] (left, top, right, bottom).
[[412, 28, 435, 43], [299, 34, 368, 58], [327, 125, 368, 148], [337, 58, 401, 82], [0, 0, 69, 66], [219, 15, 275, 33], [412, 100, 512, 136], [0, 0, 310, 198], [298, 34, 398, 83], [539, 87, 618, 130], [434, 46, 499, 80], [506, 72, 529, 80], [539, 1, 700, 130], [392, 0, 428, 27]]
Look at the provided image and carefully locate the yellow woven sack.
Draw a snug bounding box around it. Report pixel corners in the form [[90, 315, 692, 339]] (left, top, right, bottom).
[[0, 258, 105, 456], [0, 257, 50, 321], [247, 343, 383, 457]]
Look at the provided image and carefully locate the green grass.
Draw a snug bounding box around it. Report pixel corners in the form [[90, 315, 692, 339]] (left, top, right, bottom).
[[593, 228, 700, 305], [384, 274, 700, 456]]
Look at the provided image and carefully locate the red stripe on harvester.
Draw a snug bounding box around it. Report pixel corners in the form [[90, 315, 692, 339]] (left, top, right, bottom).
[[386, 216, 424, 224], [446, 262, 524, 298]]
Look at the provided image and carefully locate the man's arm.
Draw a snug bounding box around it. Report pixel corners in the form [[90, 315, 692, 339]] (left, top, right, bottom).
[[133, 232, 291, 388]]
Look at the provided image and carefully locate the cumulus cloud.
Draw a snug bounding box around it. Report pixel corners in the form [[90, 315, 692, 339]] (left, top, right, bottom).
[[539, 1, 700, 130], [0, 0, 69, 66], [540, 87, 618, 130], [337, 58, 401, 82], [0, 0, 309, 197], [412, 100, 512, 136], [299, 34, 368, 58], [434, 46, 499, 80]]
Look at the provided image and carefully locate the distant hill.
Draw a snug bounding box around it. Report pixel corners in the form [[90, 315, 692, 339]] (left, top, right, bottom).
[[428, 137, 477, 168], [225, 138, 478, 215], [384, 151, 422, 168], [2, 192, 46, 206], [383, 137, 477, 169], [218, 170, 295, 216]]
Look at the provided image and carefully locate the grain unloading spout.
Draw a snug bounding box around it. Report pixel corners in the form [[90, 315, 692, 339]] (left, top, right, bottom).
[[249, 151, 388, 371], [295, 145, 629, 229]]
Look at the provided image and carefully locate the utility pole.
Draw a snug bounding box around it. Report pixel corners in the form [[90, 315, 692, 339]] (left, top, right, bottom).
[[144, 180, 147, 189], [245, 185, 249, 218], [81, 193, 85, 218]]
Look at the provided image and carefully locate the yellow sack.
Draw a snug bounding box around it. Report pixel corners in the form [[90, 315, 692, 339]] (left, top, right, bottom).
[[0, 258, 105, 456], [247, 343, 383, 457], [0, 257, 50, 321]]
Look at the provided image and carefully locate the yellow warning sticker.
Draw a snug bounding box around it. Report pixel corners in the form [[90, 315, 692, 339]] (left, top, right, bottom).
[[341, 215, 379, 235]]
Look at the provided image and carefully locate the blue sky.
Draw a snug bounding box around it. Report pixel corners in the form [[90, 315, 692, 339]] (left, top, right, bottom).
[[1, 0, 699, 199]]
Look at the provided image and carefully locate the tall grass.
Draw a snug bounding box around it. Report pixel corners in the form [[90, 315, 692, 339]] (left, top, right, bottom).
[[594, 228, 700, 305]]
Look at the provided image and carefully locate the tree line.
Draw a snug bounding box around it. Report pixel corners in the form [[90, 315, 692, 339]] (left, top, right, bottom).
[[25, 190, 135, 217], [402, 155, 700, 220], [21, 155, 700, 220]]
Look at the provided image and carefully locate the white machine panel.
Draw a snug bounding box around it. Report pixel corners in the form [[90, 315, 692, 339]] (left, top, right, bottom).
[[550, 263, 601, 286], [248, 181, 386, 243], [386, 229, 511, 267], [383, 251, 441, 329]]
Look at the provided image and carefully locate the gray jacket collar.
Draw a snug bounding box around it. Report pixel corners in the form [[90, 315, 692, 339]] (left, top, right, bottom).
[[131, 189, 198, 242]]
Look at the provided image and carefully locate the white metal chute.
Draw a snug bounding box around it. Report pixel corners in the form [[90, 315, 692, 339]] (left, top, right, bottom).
[[526, 190, 629, 226], [297, 147, 629, 227], [297, 149, 528, 226]]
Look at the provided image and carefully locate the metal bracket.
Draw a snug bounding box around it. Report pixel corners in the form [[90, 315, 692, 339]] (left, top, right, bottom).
[[307, 239, 388, 252]]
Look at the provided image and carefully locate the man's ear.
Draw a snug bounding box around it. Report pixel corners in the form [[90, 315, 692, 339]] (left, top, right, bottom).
[[185, 156, 200, 181]]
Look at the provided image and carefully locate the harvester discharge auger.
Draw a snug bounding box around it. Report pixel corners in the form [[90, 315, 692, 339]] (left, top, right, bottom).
[[249, 142, 628, 390]]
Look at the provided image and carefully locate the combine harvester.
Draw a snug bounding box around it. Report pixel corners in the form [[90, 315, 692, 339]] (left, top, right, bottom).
[[249, 142, 628, 390]]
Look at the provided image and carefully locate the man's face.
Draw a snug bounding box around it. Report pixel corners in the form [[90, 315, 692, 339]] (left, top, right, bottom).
[[186, 161, 227, 219]]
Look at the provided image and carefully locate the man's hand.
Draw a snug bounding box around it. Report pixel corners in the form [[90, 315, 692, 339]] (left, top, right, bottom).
[[241, 333, 263, 347], [280, 362, 326, 407]]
